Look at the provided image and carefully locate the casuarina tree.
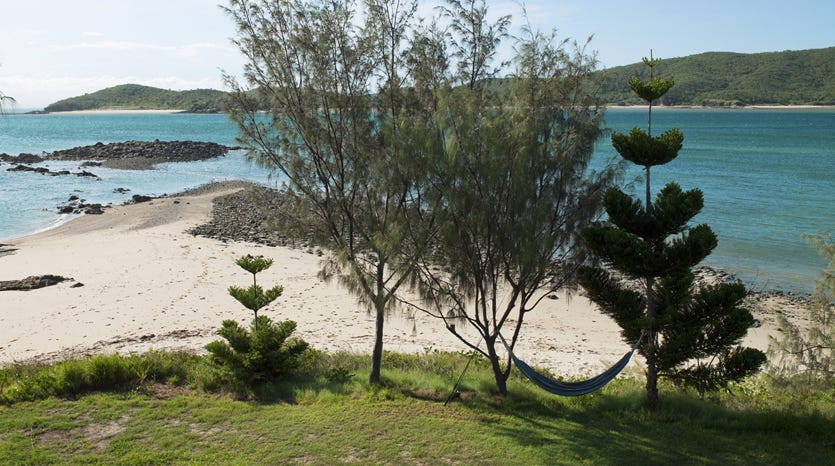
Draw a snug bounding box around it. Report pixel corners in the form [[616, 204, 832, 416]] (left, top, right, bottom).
[[770, 234, 834, 385], [224, 0, 429, 385], [577, 52, 766, 407], [410, 1, 619, 396]]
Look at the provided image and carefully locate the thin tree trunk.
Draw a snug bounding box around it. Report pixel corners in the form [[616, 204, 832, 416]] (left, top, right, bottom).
[[369, 262, 386, 385], [486, 338, 508, 396], [645, 157, 659, 409], [369, 306, 384, 385], [645, 276, 659, 409]]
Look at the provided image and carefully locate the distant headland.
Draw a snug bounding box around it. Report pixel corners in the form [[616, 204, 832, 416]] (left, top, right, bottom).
[[38, 46, 835, 112], [41, 84, 228, 113]]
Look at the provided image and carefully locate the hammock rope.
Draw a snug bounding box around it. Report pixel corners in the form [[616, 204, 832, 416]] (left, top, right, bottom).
[[500, 333, 643, 397], [444, 338, 482, 406]]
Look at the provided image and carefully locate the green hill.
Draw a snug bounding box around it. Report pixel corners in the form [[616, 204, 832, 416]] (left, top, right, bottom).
[[43, 47, 835, 111], [599, 47, 835, 106], [43, 84, 228, 113]]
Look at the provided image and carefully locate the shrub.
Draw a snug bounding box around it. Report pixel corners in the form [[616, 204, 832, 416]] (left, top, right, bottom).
[[0, 351, 200, 404], [204, 255, 309, 385], [205, 316, 309, 384]]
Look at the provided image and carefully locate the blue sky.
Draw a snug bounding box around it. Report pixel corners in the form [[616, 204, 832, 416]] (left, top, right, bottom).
[[1, 0, 833, 108]]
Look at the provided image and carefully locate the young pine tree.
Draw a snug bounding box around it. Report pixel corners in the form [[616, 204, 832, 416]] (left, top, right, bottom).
[[228, 254, 283, 329], [577, 53, 766, 407], [206, 255, 308, 383]]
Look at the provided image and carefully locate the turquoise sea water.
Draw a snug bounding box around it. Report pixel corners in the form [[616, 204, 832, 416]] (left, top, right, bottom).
[[1, 109, 833, 294]]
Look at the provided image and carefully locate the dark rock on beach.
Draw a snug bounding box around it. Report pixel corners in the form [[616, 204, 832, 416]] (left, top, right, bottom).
[[130, 194, 154, 203], [46, 140, 236, 170], [83, 204, 105, 215], [0, 244, 17, 257], [0, 275, 72, 291], [188, 183, 296, 247]]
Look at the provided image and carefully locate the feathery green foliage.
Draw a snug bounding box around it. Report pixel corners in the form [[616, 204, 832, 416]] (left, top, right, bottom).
[[0, 90, 14, 113], [770, 234, 835, 386], [224, 0, 428, 386], [406, 1, 620, 396], [578, 54, 766, 408]]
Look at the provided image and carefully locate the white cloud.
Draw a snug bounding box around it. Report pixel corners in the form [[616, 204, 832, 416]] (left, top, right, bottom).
[[82, 31, 104, 37], [54, 40, 236, 58]]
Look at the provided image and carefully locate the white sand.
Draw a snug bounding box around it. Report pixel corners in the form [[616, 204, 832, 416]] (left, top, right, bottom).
[[0, 187, 805, 376]]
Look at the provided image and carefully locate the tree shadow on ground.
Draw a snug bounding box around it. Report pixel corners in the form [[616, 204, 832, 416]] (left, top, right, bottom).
[[485, 390, 834, 465]]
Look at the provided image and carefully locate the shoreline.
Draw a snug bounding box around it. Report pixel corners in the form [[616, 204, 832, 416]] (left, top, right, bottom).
[[606, 104, 835, 110], [0, 180, 258, 242], [42, 109, 182, 115], [0, 182, 811, 376], [33, 105, 835, 115]]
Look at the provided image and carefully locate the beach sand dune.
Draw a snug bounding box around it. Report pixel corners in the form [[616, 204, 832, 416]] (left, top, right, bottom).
[[0, 185, 807, 377]]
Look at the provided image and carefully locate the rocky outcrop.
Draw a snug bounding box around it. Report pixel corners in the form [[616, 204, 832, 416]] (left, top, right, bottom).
[[57, 195, 109, 215], [46, 140, 236, 170], [6, 164, 101, 179], [0, 275, 72, 291], [188, 184, 299, 247], [0, 153, 45, 164]]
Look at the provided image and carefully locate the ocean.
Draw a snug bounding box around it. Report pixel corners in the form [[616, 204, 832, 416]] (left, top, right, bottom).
[[1, 109, 833, 294]]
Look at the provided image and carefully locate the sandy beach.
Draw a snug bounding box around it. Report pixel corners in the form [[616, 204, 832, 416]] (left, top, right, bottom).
[[0, 184, 809, 377]]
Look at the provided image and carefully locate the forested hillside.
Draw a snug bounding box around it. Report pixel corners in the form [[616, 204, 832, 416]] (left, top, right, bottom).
[[599, 47, 835, 106], [42, 48, 835, 110], [43, 84, 227, 113]]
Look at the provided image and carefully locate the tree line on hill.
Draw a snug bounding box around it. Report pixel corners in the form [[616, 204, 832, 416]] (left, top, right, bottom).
[[600, 47, 835, 106], [40, 47, 835, 112], [42, 84, 228, 113]]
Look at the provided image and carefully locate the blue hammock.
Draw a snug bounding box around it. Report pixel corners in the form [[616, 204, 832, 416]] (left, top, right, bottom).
[[500, 334, 637, 397]]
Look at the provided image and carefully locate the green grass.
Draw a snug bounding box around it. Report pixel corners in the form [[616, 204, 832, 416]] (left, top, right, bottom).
[[0, 350, 832, 465]]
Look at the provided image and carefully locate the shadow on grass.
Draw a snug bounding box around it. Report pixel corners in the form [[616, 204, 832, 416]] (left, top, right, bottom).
[[481, 385, 835, 465]]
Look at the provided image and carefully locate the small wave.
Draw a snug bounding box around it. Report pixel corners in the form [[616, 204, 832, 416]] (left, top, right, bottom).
[[0, 213, 81, 241]]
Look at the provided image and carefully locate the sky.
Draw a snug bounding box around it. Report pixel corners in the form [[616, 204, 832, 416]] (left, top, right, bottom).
[[1, 0, 833, 109]]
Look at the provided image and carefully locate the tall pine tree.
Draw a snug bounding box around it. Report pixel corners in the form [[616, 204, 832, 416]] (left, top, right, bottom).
[[577, 53, 766, 407]]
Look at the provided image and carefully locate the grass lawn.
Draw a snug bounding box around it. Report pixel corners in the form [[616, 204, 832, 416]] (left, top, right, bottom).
[[0, 350, 832, 465]]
